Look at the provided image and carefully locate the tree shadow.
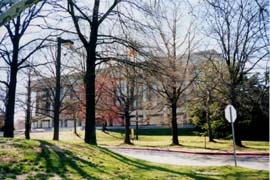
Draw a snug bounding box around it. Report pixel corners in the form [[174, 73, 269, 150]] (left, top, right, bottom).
[[1, 138, 267, 179], [103, 131, 123, 140], [98, 146, 216, 180], [74, 131, 82, 138], [33, 140, 104, 180]]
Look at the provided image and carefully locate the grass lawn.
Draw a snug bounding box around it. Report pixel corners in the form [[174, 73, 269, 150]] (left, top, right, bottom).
[[0, 138, 269, 180], [17, 129, 269, 151], [98, 130, 269, 151]]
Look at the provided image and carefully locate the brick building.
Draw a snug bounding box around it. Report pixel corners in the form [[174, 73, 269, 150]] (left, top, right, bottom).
[[31, 50, 218, 129]]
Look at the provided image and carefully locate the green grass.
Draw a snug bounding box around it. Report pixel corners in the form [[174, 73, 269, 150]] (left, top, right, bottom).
[[0, 138, 269, 180], [110, 128, 196, 136], [17, 129, 269, 151], [98, 130, 269, 151]]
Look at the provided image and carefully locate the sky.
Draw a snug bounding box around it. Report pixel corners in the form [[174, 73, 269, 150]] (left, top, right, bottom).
[[0, 0, 268, 125]]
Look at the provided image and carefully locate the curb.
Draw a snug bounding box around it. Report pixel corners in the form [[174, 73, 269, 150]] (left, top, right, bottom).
[[108, 146, 269, 156]]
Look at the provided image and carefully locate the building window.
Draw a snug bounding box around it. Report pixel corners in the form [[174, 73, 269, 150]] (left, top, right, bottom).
[[120, 80, 126, 94]]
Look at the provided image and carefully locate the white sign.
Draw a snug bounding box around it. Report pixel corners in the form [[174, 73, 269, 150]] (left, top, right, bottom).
[[225, 104, 238, 166], [225, 105, 237, 123]]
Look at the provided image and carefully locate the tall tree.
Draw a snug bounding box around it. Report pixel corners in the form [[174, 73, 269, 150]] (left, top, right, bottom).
[[100, 61, 141, 144], [236, 72, 269, 140], [32, 45, 79, 139], [64, 0, 135, 144], [190, 71, 269, 141], [143, 0, 197, 145], [204, 0, 269, 146], [0, 1, 46, 137]]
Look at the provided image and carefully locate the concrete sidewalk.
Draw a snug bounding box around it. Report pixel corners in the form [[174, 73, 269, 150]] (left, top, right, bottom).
[[105, 146, 269, 170]]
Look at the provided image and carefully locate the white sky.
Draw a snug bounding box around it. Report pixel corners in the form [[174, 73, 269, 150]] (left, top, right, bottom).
[[0, 0, 268, 123]]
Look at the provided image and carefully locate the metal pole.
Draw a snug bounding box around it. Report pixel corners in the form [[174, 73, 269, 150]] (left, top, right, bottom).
[[230, 107, 237, 167]]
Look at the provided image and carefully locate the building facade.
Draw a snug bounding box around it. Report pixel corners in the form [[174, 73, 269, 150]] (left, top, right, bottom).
[[31, 50, 217, 129]]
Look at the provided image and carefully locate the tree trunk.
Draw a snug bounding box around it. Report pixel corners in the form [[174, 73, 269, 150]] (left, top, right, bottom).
[[84, 4, 99, 144], [124, 110, 132, 144], [53, 38, 61, 141], [234, 118, 243, 147], [4, 40, 19, 138], [171, 102, 179, 145], [206, 91, 214, 142], [230, 85, 243, 147], [206, 110, 214, 142], [74, 117, 77, 135], [84, 55, 97, 145], [25, 70, 31, 139], [4, 65, 17, 138]]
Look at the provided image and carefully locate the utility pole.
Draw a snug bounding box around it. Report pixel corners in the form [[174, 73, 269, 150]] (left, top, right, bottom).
[[53, 37, 73, 140]]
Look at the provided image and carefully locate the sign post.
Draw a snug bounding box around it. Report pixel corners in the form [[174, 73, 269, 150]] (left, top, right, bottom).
[[225, 104, 237, 167]]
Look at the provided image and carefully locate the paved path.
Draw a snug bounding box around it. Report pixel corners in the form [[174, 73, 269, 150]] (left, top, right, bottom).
[[107, 146, 269, 170]]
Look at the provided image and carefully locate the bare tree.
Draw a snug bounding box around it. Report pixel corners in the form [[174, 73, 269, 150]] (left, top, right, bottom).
[[143, 0, 198, 145], [47, 0, 144, 144], [0, 1, 47, 138], [32, 45, 80, 139], [204, 0, 269, 146], [98, 60, 142, 144]]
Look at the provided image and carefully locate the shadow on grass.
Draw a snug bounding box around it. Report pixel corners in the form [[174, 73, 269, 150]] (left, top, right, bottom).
[[102, 131, 123, 140], [33, 141, 214, 180], [99, 146, 216, 180], [1, 138, 266, 180], [74, 132, 82, 138], [33, 140, 104, 180], [110, 128, 197, 136], [100, 147, 269, 179]]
